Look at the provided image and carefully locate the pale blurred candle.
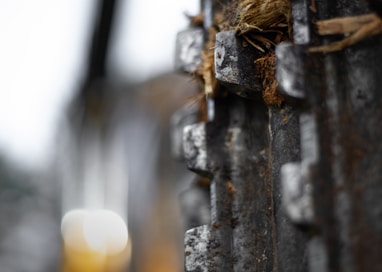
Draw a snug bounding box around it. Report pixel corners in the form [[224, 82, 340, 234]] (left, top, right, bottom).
[[61, 209, 131, 272], [59, 120, 131, 272]]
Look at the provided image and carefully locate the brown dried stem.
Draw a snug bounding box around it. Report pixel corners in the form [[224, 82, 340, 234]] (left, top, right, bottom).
[[310, 13, 382, 53]]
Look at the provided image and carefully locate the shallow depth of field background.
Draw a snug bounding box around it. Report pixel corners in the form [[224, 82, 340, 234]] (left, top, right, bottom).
[[0, 1, 200, 271]]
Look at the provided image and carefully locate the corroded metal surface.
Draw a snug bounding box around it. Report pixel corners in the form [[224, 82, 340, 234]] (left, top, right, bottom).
[[174, 0, 382, 271], [180, 95, 277, 271], [278, 0, 382, 271], [281, 162, 314, 225], [175, 28, 204, 73], [276, 43, 306, 100], [171, 102, 200, 159], [215, 31, 263, 99], [185, 225, 211, 272], [268, 105, 309, 272], [183, 123, 211, 177]]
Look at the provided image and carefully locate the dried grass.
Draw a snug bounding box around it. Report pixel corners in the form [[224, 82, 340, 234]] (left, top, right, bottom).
[[202, 27, 219, 98], [255, 52, 284, 106], [195, 15, 223, 99], [194, 0, 291, 106], [235, 0, 291, 36], [233, 0, 291, 106]]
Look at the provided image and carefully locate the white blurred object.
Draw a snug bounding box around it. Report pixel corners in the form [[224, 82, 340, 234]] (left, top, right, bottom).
[[61, 209, 129, 255], [0, 0, 200, 170], [0, 0, 94, 169], [110, 0, 200, 82], [58, 110, 131, 270]]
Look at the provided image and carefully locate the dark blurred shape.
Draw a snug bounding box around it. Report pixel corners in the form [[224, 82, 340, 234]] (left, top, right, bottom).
[[125, 72, 200, 272], [86, 0, 117, 83], [179, 178, 210, 230], [367, 0, 382, 17], [70, 0, 119, 129]]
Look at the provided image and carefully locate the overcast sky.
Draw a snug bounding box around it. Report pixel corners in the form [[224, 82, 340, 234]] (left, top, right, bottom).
[[0, 0, 199, 170]]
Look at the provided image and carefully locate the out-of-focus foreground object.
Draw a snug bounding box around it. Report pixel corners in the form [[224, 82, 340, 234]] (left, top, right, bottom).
[[58, 0, 131, 271], [58, 0, 201, 271]]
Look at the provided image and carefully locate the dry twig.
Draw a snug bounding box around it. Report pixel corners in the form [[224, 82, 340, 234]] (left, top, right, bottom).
[[309, 13, 382, 53]]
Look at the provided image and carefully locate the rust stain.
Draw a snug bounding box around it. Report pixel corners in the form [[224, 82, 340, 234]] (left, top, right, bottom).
[[255, 52, 284, 107], [226, 181, 237, 196]]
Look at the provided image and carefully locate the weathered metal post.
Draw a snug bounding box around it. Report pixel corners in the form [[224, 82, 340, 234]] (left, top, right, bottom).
[[174, 0, 382, 271], [175, 0, 308, 271], [278, 0, 382, 271]]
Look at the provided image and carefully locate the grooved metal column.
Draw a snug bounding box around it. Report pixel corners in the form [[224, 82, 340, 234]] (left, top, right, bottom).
[[278, 0, 382, 271]]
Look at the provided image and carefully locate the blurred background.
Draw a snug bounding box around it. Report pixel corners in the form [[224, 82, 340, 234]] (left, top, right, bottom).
[[0, 0, 207, 271]]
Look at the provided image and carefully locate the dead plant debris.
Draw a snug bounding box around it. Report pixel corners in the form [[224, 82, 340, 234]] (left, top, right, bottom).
[[192, 0, 291, 111], [232, 0, 290, 106], [309, 13, 382, 53], [193, 12, 225, 103], [255, 52, 284, 106], [226, 181, 237, 196], [189, 12, 204, 27], [234, 0, 291, 52], [201, 27, 219, 98]]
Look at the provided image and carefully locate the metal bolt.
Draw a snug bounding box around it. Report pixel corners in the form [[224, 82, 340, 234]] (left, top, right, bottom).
[[170, 102, 200, 160], [175, 28, 204, 73], [185, 225, 211, 272], [183, 123, 212, 177], [281, 162, 314, 225], [215, 30, 263, 99], [276, 42, 306, 100]]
